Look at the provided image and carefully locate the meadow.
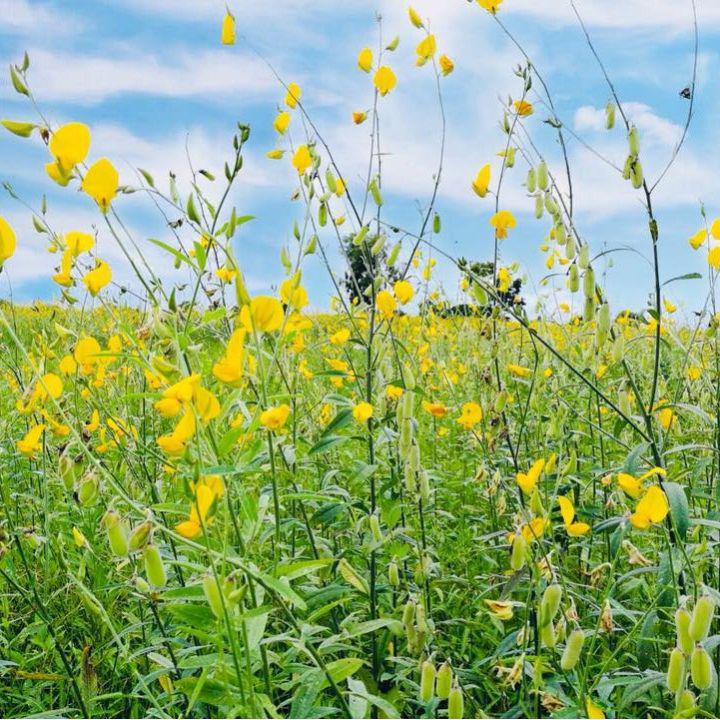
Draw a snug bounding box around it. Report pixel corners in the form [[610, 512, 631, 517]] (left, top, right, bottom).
[[0, 1, 718, 718]]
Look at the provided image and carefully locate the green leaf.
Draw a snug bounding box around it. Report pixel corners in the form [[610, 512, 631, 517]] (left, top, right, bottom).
[[338, 558, 369, 595], [257, 571, 307, 611], [662, 481, 689, 540], [276, 558, 334, 581], [308, 435, 348, 456], [325, 657, 364, 684], [1, 119, 35, 137], [662, 272, 702, 286], [9, 65, 28, 95], [147, 238, 197, 269]]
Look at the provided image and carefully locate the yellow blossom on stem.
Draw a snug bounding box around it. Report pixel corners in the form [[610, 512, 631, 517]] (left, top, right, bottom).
[[0, 216, 16, 266], [439, 54, 454, 76], [82, 158, 119, 212], [82, 260, 112, 296], [357, 47, 373, 73], [352, 401, 373, 424], [292, 144, 312, 175], [221, 11, 235, 45], [260, 403, 291, 431], [373, 66, 397, 96], [472, 164, 491, 198], [490, 210, 517, 239]]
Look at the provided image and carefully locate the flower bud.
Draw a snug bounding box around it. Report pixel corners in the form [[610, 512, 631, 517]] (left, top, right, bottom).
[[540, 583, 562, 626], [448, 683, 464, 719], [690, 645, 713, 690], [667, 647, 686, 693], [387, 241, 402, 267], [77, 472, 99, 506], [689, 596, 715, 642], [420, 660, 436, 703], [59, 451, 83, 492], [676, 608, 694, 655], [561, 628, 585, 670], [143, 544, 166, 588], [436, 662, 453, 699]]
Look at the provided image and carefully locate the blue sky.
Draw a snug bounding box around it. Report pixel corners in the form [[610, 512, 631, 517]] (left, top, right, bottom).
[[1, 0, 718, 317]]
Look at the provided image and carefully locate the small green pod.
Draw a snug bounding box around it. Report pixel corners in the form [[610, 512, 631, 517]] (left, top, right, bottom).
[[690, 596, 715, 642], [540, 584, 562, 627], [128, 521, 152, 552], [540, 622, 556, 648], [675, 688, 696, 715], [537, 161, 548, 191], [667, 647, 686, 693], [690, 645, 713, 690], [369, 513, 382, 543], [510, 533, 527, 571], [419, 660, 436, 703], [583, 267, 595, 299], [77, 473, 99, 506], [555, 223, 567, 246], [416, 602, 428, 634], [561, 629, 585, 671], [628, 126, 640, 156], [387, 241, 402, 267], [143, 544, 166, 588], [388, 559, 400, 587], [203, 573, 225, 619], [436, 662, 453, 699], [448, 683, 464, 719], [534, 194, 544, 220], [605, 101, 616, 130], [631, 160, 644, 189], [567, 264, 579, 293], [676, 608, 695, 655], [526, 167, 536, 193], [103, 511, 129, 557]]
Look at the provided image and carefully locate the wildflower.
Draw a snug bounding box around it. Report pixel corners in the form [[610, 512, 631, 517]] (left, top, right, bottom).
[[490, 210, 517, 239], [0, 216, 16, 266], [386, 384, 404, 400], [273, 111, 290, 135], [507, 363, 531, 378], [260, 403, 291, 430], [415, 35, 436, 66], [376, 289, 397, 320], [240, 296, 284, 333], [74, 336, 101, 370], [373, 66, 397, 96], [284, 82, 301, 108], [194, 386, 220, 424], [709, 246, 720, 270], [82, 158, 119, 212], [484, 599, 513, 620], [59, 355, 77, 375], [630, 485, 669, 529], [439, 54, 454, 76], [72, 526, 87, 548], [176, 484, 216, 539], [408, 6, 423, 27], [656, 401, 675, 430], [329, 328, 350, 345], [65, 230, 94, 255], [353, 111, 368, 125], [477, 0, 503, 12], [280, 277, 309, 309], [82, 260, 112, 296], [157, 406, 196, 456], [520, 516, 549, 542], [393, 280, 414, 304], [353, 401, 374, 423], [712, 218, 720, 239], [586, 699, 605, 719], [266, 149, 284, 160], [422, 400, 448, 418], [216, 265, 237, 283], [557, 495, 590, 536], [457, 402, 482, 430], [292, 145, 312, 175], [48, 122, 91, 174], [213, 327, 246, 386], [357, 47, 373, 73], [472, 164, 491, 198], [18, 424, 45, 457], [513, 99, 534, 117], [516, 458, 544, 494], [221, 10, 235, 45], [663, 298, 676, 313], [689, 228, 707, 250]]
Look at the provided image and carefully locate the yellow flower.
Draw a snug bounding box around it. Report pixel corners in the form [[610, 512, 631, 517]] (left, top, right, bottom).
[[484, 599, 513, 621], [18, 424, 45, 457], [513, 99, 534, 117], [194, 386, 220, 424], [520, 516, 548, 543], [352, 401, 374, 423], [280, 277, 309, 309], [386, 384, 404, 400], [689, 228, 707, 249], [439, 54, 454, 76], [408, 6, 423, 27], [353, 111, 368, 125], [266, 149, 284, 160], [65, 230, 94, 255], [472, 164, 491, 198], [273, 111, 291, 135], [477, 0, 502, 12], [516, 458, 545, 494], [586, 699, 605, 720], [221, 11, 235, 45], [74, 336, 101, 369], [49, 122, 91, 172], [176, 484, 216, 539], [376, 289, 397, 320], [490, 210, 517, 239], [630, 485, 669, 529], [82, 158, 119, 212], [329, 328, 350, 345], [373, 66, 397, 96], [213, 327, 246, 386], [240, 295, 284, 333], [82, 260, 112, 296], [59, 354, 77, 375], [357, 47, 373, 73], [712, 218, 720, 239], [0, 216, 16, 266], [260, 403, 291, 431], [557, 495, 590, 536], [507, 362, 531, 378], [157, 406, 196, 456], [656, 401, 675, 431], [663, 297, 676, 313], [292, 144, 312, 175], [708, 246, 720, 270], [72, 526, 87, 548], [415, 34, 436, 66], [284, 82, 301, 108], [457, 401, 482, 430], [617, 472, 643, 499], [216, 265, 237, 283], [422, 400, 448, 418], [688, 365, 701, 381], [393, 280, 414, 304]]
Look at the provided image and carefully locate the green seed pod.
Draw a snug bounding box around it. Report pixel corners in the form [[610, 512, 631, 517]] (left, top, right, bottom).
[[433, 213, 441, 234], [77, 472, 99, 506], [555, 223, 567, 246], [675, 689, 696, 715], [583, 267, 595, 299], [563, 449, 578, 475], [530, 489, 545, 517], [676, 608, 694, 655], [128, 521, 152, 552], [526, 167, 536, 193], [325, 168, 337, 194], [565, 235, 576, 261], [622, 154, 633, 180], [534, 194, 544, 220], [628, 126, 640, 156], [404, 463, 417, 495], [540, 621, 556, 648], [403, 599, 416, 628], [402, 385, 416, 414], [203, 573, 225, 619], [583, 296, 595, 323], [103, 511, 129, 557], [667, 647, 686, 693], [495, 390, 508, 413], [612, 334, 625, 363], [369, 513, 382, 543], [133, 575, 151, 594], [59, 451, 83, 492], [597, 303, 610, 346], [419, 469, 430, 502], [399, 420, 413, 458], [544, 193, 558, 217], [605, 101, 616, 130], [143, 544, 166, 588], [370, 179, 383, 207], [690, 596, 715, 642], [510, 533, 527, 571], [304, 234, 317, 255], [691, 646, 713, 690], [472, 282, 488, 305], [420, 660, 436, 703], [371, 234, 386, 255], [416, 602, 428, 634], [567, 264, 579, 293], [448, 683, 464, 719], [387, 241, 402, 267], [436, 662, 453, 699], [537, 161, 548, 191], [578, 244, 590, 270], [631, 160, 644, 189], [353, 225, 370, 246], [540, 583, 562, 626], [388, 559, 400, 587], [561, 629, 585, 671]]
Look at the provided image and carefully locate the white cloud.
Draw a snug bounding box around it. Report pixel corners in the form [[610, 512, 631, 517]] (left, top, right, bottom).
[[0, 0, 81, 36], [23, 47, 276, 104]]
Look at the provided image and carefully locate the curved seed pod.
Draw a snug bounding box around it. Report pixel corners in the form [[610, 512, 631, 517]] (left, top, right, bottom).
[[622, 154, 633, 180], [510, 533, 527, 571], [387, 241, 401, 267], [436, 662, 453, 699], [676, 608, 694, 655], [667, 647, 686, 693], [544, 193, 558, 217], [690, 596, 715, 642], [416, 602, 428, 634], [690, 645, 713, 690], [537, 161, 548, 191], [578, 244, 590, 270], [77, 472, 99, 506], [565, 235, 576, 261], [540, 584, 562, 627], [555, 223, 567, 246], [631, 160, 644, 189], [583, 297, 596, 323], [448, 683, 464, 719], [420, 659, 436, 702], [561, 629, 585, 671], [143, 544, 166, 588], [203, 573, 225, 619]]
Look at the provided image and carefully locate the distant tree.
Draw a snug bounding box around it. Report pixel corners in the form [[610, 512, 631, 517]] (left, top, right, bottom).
[[457, 257, 524, 314], [341, 235, 399, 306]]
